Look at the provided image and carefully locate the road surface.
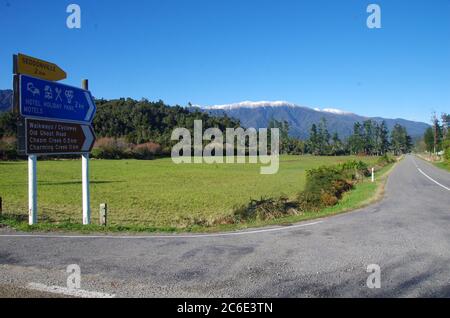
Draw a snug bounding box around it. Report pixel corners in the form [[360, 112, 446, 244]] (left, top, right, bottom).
[[1, 155, 449, 297]]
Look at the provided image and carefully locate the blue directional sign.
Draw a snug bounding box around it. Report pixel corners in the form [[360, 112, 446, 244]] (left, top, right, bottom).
[[19, 74, 96, 124]]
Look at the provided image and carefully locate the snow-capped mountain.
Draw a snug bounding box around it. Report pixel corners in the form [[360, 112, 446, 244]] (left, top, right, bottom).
[[208, 101, 298, 110], [202, 101, 429, 139]]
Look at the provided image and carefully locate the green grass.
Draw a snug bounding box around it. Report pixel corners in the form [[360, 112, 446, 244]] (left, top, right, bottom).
[[434, 161, 450, 172], [0, 155, 382, 232], [205, 162, 395, 232], [415, 152, 450, 173]]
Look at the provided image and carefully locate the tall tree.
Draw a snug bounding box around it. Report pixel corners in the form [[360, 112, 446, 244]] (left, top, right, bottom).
[[441, 113, 450, 138], [390, 124, 412, 155], [431, 113, 444, 154], [363, 120, 375, 155], [331, 132, 344, 156], [378, 121, 390, 155], [347, 122, 364, 155], [317, 118, 331, 155], [441, 113, 450, 161], [308, 124, 320, 155], [423, 127, 435, 153], [268, 118, 290, 154]]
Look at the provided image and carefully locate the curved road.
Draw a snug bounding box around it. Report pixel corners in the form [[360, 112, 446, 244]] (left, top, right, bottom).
[[1, 155, 450, 297]]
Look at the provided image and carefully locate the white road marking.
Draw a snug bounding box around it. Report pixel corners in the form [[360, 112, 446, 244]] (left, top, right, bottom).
[[417, 168, 450, 191], [27, 282, 115, 298], [412, 157, 450, 191], [0, 221, 323, 240]]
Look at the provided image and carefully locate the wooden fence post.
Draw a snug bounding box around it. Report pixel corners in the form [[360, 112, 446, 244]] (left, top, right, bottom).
[[99, 203, 107, 226]]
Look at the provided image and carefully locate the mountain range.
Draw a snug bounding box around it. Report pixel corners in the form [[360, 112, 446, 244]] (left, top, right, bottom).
[[203, 101, 430, 139], [0, 89, 429, 139]]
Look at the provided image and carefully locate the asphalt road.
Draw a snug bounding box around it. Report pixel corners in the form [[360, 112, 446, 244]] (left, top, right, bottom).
[[1, 155, 449, 298]]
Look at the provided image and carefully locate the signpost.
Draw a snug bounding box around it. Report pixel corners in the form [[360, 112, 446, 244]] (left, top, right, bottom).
[[14, 53, 67, 81], [18, 118, 95, 155], [81, 79, 91, 225], [13, 53, 96, 225], [18, 75, 96, 123]]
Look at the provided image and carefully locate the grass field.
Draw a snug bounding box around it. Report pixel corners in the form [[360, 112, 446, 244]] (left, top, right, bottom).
[[231, 161, 395, 231], [0, 155, 380, 230], [435, 161, 450, 172]]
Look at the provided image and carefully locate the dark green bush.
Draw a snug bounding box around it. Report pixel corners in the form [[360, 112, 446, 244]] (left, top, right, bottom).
[[377, 154, 395, 166], [223, 159, 378, 224], [443, 137, 450, 162], [304, 166, 343, 193], [298, 165, 354, 211], [0, 137, 19, 160], [297, 191, 323, 212], [232, 196, 298, 223], [340, 160, 370, 180]]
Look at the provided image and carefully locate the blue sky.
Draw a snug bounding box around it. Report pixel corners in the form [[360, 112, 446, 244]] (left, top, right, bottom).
[[1, 0, 449, 123]]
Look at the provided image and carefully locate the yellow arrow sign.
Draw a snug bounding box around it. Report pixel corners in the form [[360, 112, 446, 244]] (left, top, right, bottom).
[[14, 53, 67, 81]]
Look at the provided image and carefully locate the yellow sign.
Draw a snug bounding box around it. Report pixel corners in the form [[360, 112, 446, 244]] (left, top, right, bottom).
[[15, 53, 67, 81]]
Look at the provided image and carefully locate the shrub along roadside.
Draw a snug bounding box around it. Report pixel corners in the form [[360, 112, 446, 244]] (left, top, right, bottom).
[[90, 137, 163, 160], [377, 154, 396, 167], [226, 157, 394, 224], [0, 136, 165, 161], [0, 136, 19, 160]]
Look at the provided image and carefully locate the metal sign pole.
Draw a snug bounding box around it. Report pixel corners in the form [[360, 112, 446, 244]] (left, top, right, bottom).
[[28, 155, 37, 225], [82, 79, 91, 225], [82, 153, 90, 224]]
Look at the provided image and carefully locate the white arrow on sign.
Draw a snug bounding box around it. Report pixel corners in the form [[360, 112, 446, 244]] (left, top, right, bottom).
[[81, 125, 95, 152], [84, 91, 96, 122]]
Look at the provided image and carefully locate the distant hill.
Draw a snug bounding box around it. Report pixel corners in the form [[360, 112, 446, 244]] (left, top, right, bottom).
[[0, 91, 430, 140], [202, 101, 430, 139], [0, 97, 241, 151], [0, 89, 12, 112]]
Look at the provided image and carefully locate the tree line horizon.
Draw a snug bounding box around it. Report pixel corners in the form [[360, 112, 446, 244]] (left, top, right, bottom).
[[0, 97, 447, 159]]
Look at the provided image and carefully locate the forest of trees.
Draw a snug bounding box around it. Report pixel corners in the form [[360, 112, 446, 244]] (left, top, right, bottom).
[[271, 118, 413, 156], [420, 113, 450, 162], [0, 97, 416, 159], [0, 98, 242, 159], [93, 98, 241, 149], [421, 114, 449, 154]]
